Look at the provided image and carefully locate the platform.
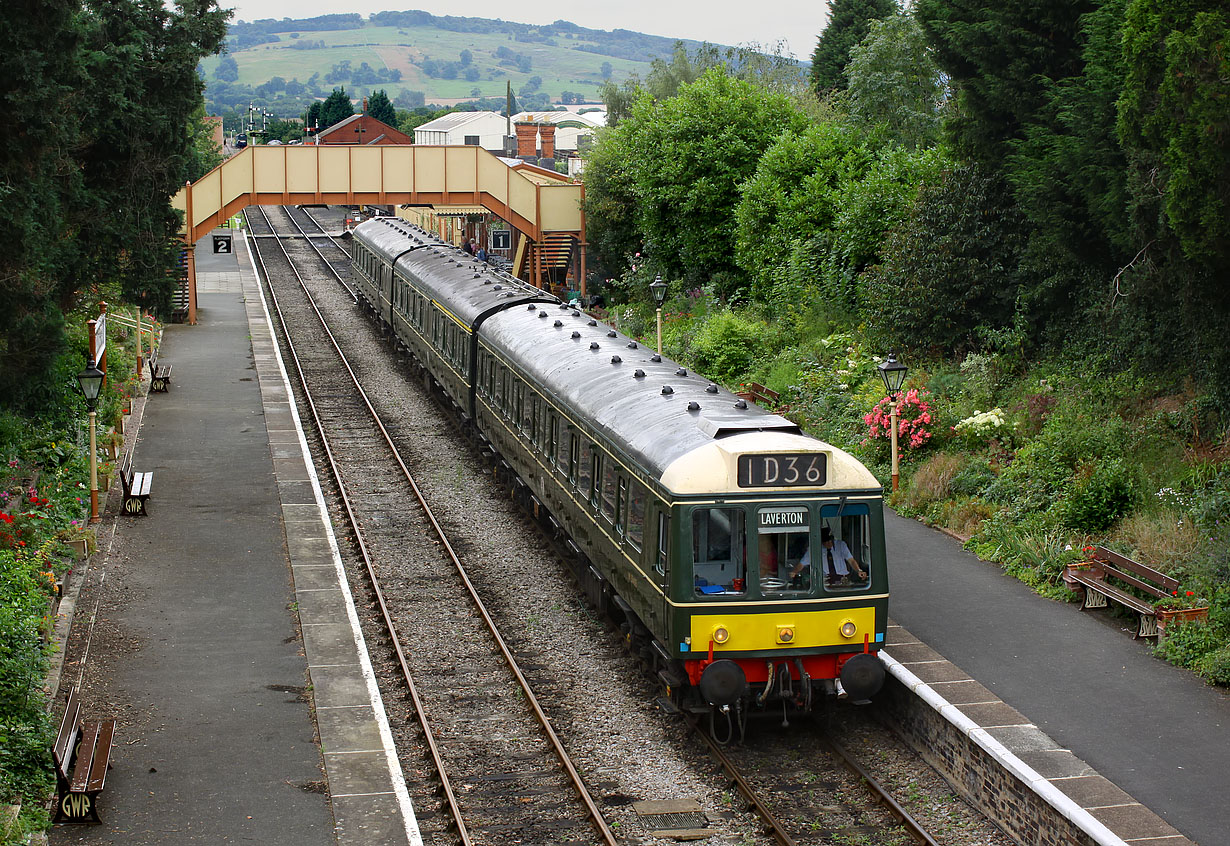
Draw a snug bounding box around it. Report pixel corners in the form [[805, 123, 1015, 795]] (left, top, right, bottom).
[[885, 513, 1225, 846], [50, 230, 420, 845]]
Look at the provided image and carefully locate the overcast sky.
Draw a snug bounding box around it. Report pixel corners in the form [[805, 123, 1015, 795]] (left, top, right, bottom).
[[222, 0, 829, 65]]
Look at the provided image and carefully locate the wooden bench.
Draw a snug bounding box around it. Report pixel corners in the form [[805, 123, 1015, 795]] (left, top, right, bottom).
[[1063, 545, 1179, 638], [52, 687, 116, 825], [119, 450, 153, 516], [148, 350, 172, 393], [736, 382, 780, 407]]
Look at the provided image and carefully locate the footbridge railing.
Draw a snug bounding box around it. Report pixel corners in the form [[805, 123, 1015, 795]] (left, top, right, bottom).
[[172, 145, 584, 245]]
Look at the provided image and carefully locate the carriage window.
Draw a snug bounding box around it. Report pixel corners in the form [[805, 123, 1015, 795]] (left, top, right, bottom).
[[692, 508, 746, 596], [591, 453, 603, 509], [615, 477, 626, 535], [818, 504, 872, 592], [524, 392, 537, 441], [600, 460, 617, 521], [756, 507, 811, 594], [577, 438, 592, 497], [628, 486, 645, 551], [656, 512, 669, 574], [548, 415, 559, 466], [562, 426, 575, 480]]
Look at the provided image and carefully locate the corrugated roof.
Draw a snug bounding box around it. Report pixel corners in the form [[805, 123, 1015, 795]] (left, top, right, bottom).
[[414, 111, 503, 133]]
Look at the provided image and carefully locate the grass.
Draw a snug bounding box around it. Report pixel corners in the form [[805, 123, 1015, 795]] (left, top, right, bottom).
[[200, 23, 651, 103]]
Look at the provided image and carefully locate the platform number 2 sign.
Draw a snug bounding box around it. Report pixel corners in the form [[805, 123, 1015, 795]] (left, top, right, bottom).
[[213, 234, 232, 254]]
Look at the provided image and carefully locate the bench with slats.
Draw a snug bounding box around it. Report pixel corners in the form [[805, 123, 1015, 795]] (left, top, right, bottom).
[[52, 687, 115, 825], [119, 449, 153, 516], [149, 350, 172, 393], [1064, 545, 1179, 638]]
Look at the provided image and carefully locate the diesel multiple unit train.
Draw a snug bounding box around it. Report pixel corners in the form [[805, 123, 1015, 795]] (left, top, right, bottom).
[[350, 216, 888, 733]]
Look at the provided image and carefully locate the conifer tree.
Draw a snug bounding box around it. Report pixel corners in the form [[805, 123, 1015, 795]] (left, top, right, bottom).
[[809, 0, 897, 94], [367, 89, 396, 125]]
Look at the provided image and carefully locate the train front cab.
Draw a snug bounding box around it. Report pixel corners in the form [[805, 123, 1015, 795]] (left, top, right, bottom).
[[664, 496, 887, 721]]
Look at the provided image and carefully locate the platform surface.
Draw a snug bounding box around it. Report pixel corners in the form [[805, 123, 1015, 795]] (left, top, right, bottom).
[[51, 229, 418, 844]]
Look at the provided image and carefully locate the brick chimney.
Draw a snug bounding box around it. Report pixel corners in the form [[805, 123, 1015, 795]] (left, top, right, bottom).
[[539, 124, 556, 159], [514, 122, 537, 158]]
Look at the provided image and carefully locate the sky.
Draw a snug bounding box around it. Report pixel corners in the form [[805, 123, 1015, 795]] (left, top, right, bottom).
[[222, 0, 829, 65]]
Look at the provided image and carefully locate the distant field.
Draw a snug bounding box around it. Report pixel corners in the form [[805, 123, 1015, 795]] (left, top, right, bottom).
[[201, 22, 651, 104]]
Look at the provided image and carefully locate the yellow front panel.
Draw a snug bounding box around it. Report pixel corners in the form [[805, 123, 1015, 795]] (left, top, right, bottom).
[[690, 607, 877, 652]]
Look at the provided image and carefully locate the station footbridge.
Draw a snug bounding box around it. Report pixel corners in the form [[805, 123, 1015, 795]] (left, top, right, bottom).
[[172, 144, 586, 323]]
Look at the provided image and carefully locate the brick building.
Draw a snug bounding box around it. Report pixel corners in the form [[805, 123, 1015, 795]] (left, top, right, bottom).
[[315, 114, 413, 145]]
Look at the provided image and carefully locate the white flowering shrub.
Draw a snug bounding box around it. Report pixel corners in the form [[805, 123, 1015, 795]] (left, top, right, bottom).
[[953, 407, 1014, 447]]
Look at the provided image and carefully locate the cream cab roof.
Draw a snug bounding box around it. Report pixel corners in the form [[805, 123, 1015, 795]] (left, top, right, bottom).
[[660, 431, 881, 497]]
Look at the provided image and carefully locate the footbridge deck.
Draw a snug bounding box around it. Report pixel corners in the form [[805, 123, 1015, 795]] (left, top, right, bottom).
[[171, 144, 585, 322]]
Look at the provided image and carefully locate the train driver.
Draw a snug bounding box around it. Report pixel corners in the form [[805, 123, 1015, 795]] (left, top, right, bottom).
[[789, 527, 867, 586]]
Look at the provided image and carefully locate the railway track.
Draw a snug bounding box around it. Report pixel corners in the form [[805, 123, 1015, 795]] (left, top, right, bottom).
[[243, 205, 1004, 846], [246, 205, 617, 846]]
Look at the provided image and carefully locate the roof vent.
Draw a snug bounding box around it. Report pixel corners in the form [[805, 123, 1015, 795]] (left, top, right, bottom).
[[611, 355, 622, 364], [676, 368, 688, 377], [483, 279, 491, 285], [590, 342, 600, 350], [539, 311, 548, 319], [493, 285, 503, 290], [554, 320, 563, 327], [662, 386, 674, 395], [687, 401, 701, 412], [560, 303, 570, 310], [706, 384, 719, 394], [627, 341, 637, 349], [634, 369, 646, 378], [651, 354, 662, 363], [473, 273, 481, 278], [588, 319, 598, 327], [572, 331, 582, 339], [734, 399, 748, 409], [527, 304, 537, 311], [607, 330, 617, 338]]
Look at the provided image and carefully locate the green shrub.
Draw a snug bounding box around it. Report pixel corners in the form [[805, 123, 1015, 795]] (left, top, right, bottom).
[[1061, 459, 1140, 531], [689, 310, 767, 385], [949, 455, 997, 497]]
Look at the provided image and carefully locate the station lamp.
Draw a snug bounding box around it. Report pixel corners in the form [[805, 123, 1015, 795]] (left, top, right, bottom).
[[76, 360, 105, 523], [650, 275, 667, 356], [876, 351, 908, 493]]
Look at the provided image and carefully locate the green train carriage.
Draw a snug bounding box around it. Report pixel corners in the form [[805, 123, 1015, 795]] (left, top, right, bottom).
[[350, 218, 887, 734]]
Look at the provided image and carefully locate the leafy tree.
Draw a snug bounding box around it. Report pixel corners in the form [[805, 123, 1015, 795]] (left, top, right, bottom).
[[368, 89, 395, 124], [863, 164, 1028, 355], [601, 61, 613, 79], [810, 0, 897, 94], [215, 53, 238, 81], [1, 0, 228, 407], [734, 123, 872, 302], [1118, 0, 1229, 265], [916, 0, 1096, 166], [593, 69, 808, 292], [459, 48, 472, 65], [0, 0, 83, 406], [319, 86, 354, 128], [844, 11, 945, 148]]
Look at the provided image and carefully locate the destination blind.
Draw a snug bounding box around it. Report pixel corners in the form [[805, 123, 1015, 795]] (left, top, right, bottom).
[[737, 453, 827, 488]]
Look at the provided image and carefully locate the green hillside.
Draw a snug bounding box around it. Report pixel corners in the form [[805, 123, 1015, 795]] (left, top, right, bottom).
[[203, 12, 714, 117]]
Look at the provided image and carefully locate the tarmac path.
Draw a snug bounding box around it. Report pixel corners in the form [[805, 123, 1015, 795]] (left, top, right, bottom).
[[885, 511, 1228, 846]]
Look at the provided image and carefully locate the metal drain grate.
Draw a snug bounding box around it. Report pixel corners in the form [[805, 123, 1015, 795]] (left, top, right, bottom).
[[633, 799, 712, 838]]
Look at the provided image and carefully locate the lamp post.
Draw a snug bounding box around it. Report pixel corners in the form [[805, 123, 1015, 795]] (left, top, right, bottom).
[[650, 274, 667, 355], [877, 351, 908, 493], [76, 361, 105, 523]]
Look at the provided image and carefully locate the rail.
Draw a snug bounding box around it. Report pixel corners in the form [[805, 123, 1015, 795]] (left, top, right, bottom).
[[249, 205, 617, 846]]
